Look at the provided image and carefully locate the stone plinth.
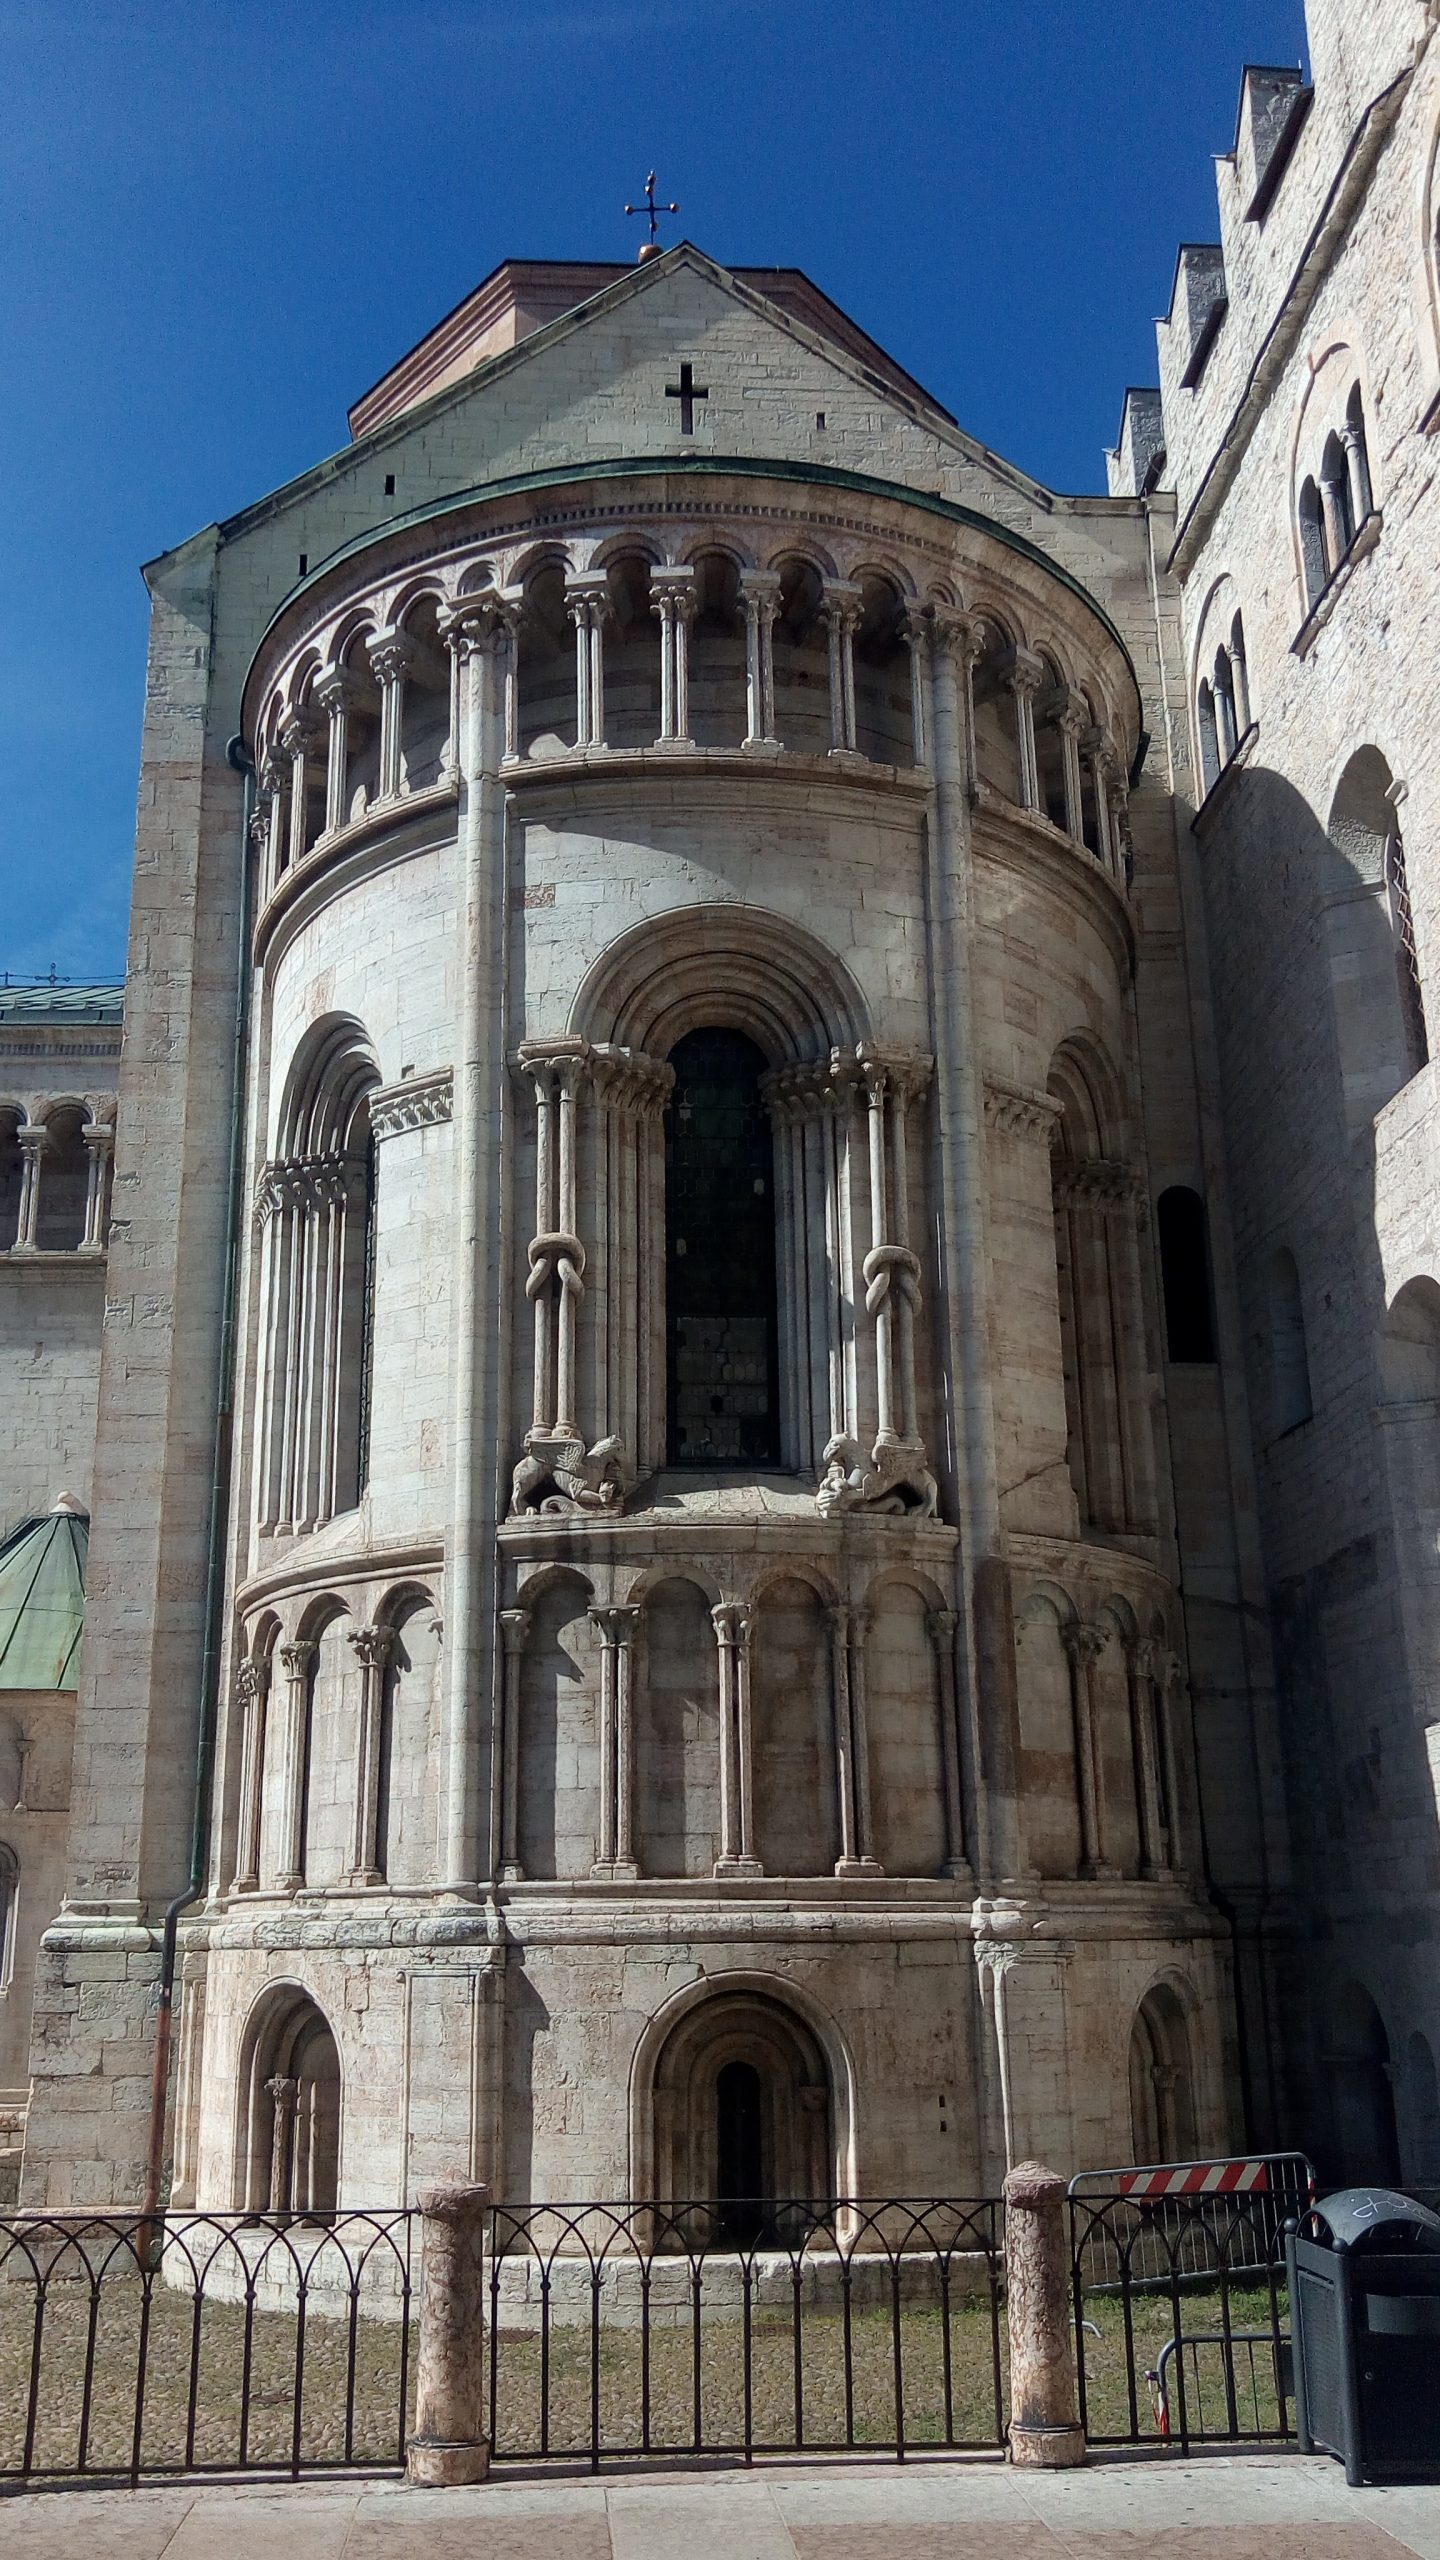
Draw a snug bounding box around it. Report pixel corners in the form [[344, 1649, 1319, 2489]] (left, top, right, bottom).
[[1003, 2159, 1085, 2468]]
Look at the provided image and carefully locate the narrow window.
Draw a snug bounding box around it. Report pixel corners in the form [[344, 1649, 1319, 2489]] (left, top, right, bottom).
[[1298, 477, 1327, 607], [665, 1028, 779, 1467], [1197, 681, 1220, 797], [1268, 1246, 1313, 1434], [1157, 1187, 1217, 1363]]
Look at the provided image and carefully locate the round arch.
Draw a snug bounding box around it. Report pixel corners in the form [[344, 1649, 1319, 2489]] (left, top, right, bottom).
[[629, 1969, 858, 2220], [569, 904, 869, 1065]]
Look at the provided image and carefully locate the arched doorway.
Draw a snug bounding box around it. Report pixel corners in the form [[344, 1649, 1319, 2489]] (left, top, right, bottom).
[[240, 1992, 342, 2218], [649, 1987, 833, 2239], [665, 1027, 779, 1468]]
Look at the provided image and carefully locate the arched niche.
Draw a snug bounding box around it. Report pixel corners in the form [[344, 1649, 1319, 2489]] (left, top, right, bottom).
[[262, 1019, 379, 1530], [1156, 1186, 1217, 1364], [301, 1606, 353, 1889], [604, 551, 662, 748], [517, 562, 575, 759], [863, 1580, 946, 1877], [1128, 1983, 1198, 2165], [852, 572, 913, 765], [634, 1577, 721, 1878], [376, 1595, 441, 1886], [971, 621, 1023, 803], [238, 1987, 342, 2217], [771, 557, 831, 756], [751, 1576, 839, 1877], [516, 1571, 601, 1880], [1325, 747, 1427, 1122], [1013, 1595, 1083, 1879], [1267, 1247, 1312, 1437], [688, 551, 746, 749], [34, 1107, 88, 1252], [570, 904, 869, 1065]]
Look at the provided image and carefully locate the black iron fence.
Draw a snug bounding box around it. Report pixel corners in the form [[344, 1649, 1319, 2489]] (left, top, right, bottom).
[[0, 2210, 414, 2485], [488, 2197, 1007, 2466], [1069, 2179, 1296, 2452]]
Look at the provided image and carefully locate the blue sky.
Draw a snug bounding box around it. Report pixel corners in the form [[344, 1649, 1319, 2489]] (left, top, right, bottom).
[[0, 0, 1306, 985]]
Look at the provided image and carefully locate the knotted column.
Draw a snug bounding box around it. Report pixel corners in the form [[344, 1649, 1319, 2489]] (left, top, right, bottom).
[[1125, 1636, 1168, 1879], [80, 1122, 112, 1251], [591, 1605, 640, 1876], [739, 569, 781, 747], [651, 569, 696, 745], [1003, 2161, 1085, 2468], [859, 1051, 930, 1463], [232, 1653, 270, 1892], [1062, 1621, 1111, 1880], [349, 1623, 394, 1884], [274, 1638, 315, 1890], [823, 582, 862, 753], [520, 1045, 588, 1445], [407, 2182, 491, 2486], [13, 1125, 46, 1251], [712, 1603, 760, 1874]]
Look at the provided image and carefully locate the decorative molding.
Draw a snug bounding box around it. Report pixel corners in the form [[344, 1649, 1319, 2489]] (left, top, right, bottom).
[[370, 1068, 453, 1139], [1050, 1155, 1143, 1211], [984, 1079, 1063, 1141]]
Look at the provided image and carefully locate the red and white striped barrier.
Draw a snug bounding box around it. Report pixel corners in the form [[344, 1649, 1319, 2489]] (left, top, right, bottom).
[[1117, 2159, 1270, 2199]]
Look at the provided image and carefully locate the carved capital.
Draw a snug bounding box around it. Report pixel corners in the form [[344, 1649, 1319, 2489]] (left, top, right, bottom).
[[711, 1600, 751, 1649], [499, 1607, 531, 1657], [235, 1656, 269, 1705], [589, 1604, 641, 1647], [1050, 1155, 1142, 1212], [278, 1639, 317, 1683], [1127, 1636, 1161, 1682], [366, 628, 417, 688], [1063, 1621, 1106, 1672], [1002, 646, 1045, 701], [927, 1606, 958, 1646], [348, 1625, 394, 1674]]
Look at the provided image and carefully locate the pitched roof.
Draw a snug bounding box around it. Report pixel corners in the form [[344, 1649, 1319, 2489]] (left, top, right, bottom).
[[0, 1497, 89, 1691], [0, 984, 123, 1027]]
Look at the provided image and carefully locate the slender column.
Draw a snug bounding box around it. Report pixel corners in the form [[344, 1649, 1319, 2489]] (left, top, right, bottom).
[[1319, 466, 1348, 569], [650, 570, 696, 745], [823, 585, 861, 752], [1056, 702, 1085, 842], [1126, 1637, 1167, 1880], [267, 2075, 299, 2212], [1107, 770, 1131, 885], [274, 1637, 315, 1891], [1160, 1652, 1188, 1873], [232, 1655, 270, 1892], [1084, 731, 1116, 871], [259, 756, 286, 887], [80, 1122, 113, 1251], [316, 668, 374, 835], [1006, 650, 1043, 811], [901, 608, 929, 767], [13, 1126, 47, 1252], [497, 1608, 530, 1881], [928, 1606, 969, 1876], [827, 1603, 860, 1869], [349, 1623, 394, 1884], [1063, 1621, 1110, 1880], [847, 1605, 881, 1869], [1003, 2162, 1085, 2468], [525, 1061, 556, 1431], [739, 570, 781, 746], [712, 1603, 760, 1874], [281, 715, 321, 872], [1343, 417, 1373, 526], [568, 589, 593, 747], [367, 631, 415, 800], [435, 594, 511, 1892], [888, 1074, 919, 1442], [590, 1606, 640, 1876], [554, 1056, 583, 1439]]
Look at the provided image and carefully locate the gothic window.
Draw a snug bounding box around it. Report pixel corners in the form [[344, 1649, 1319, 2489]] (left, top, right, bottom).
[[852, 573, 913, 765], [771, 557, 831, 756], [1157, 1187, 1216, 1364], [1267, 1246, 1312, 1435], [257, 1020, 379, 1534], [1128, 1986, 1196, 2165], [1298, 476, 1327, 606], [688, 552, 746, 749], [241, 1992, 342, 2218], [665, 1028, 779, 1468]]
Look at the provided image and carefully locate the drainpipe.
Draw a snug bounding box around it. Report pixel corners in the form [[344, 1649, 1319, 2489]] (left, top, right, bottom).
[[142, 733, 255, 2227]]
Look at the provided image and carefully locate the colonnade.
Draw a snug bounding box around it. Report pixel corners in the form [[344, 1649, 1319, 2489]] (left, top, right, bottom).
[[0, 1114, 111, 1253], [253, 1150, 373, 1536], [1062, 1623, 1183, 1881]]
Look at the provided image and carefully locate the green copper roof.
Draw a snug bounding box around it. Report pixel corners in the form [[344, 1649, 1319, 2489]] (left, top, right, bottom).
[[0, 983, 123, 1027], [0, 1500, 89, 1690]]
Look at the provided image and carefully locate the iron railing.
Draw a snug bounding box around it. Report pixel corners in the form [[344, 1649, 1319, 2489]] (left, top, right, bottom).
[[0, 2209, 414, 2485], [1069, 2181, 1294, 2450], [487, 2197, 1006, 2466]]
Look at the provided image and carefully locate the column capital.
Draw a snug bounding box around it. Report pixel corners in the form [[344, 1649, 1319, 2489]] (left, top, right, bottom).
[[280, 711, 323, 761], [928, 604, 985, 666], [1002, 646, 1045, 700], [16, 1123, 48, 1156], [366, 627, 418, 687], [235, 1655, 269, 1705], [81, 1120, 114, 1157], [1126, 1636, 1161, 1681], [820, 579, 863, 631], [738, 568, 782, 613], [927, 1605, 958, 1644], [437, 592, 515, 660], [316, 664, 379, 719], [589, 1603, 641, 1645], [1062, 1620, 1106, 1671], [278, 1638, 317, 1681], [711, 1600, 751, 1647], [348, 1624, 394, 1673], [498, 1607, 531, 1655]]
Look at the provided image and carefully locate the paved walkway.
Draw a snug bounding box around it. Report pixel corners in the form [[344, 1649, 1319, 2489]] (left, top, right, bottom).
[[6, 2454, 1440, 2558]]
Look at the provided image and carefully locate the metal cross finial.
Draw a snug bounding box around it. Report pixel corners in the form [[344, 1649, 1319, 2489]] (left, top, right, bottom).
[[625, 170, 679, 252]]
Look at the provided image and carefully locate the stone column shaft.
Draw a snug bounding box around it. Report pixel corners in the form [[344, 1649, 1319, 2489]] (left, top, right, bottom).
[[14, 1127, 46, 1251], [1064, 1623, 1111, 1880], [407, 2181, 491, 2487], [80, 1125, 112, 1251], [274, 1639, 315, 1890], [232, 1657, 269, 1892], [349, 1624, 393, 1884], [929, 1606, 969, 1875], [712, 1604, 760, 1875], [498, 1608, 529, 1881], [1003, 2161, 1085, 2468]]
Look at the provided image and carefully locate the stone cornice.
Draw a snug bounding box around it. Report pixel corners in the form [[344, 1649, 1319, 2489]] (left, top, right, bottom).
[[984, 1079, 1063, 1140], [370, 1068, 453, 1138]]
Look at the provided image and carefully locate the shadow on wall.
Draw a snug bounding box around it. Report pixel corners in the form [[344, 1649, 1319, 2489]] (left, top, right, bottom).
[[1195, 750, 1436, 2183]]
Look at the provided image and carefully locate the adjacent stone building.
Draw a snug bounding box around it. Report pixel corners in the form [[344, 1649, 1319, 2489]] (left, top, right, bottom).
[[12, 0, 1440, 2214]]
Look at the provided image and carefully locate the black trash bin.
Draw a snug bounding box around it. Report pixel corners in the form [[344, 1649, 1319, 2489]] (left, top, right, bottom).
[[1288, 2188, 1440, 2484]]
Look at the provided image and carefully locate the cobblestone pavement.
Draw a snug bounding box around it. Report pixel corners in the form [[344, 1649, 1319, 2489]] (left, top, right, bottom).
[[6, 2453, 1440, 2557]]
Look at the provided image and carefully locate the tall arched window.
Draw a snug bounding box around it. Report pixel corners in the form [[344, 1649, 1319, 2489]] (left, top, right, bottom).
[[1157, 1187, 1216, 1363], [1268, 1246, 1312, 1434], [665, 1029, 779, 1466], [257, 1021, 379, 1534], [34, 1109, 88, 1252], [1048, 1046, 1152, 1535]]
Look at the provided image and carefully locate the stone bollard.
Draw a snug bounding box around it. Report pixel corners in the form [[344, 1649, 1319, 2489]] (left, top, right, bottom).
[[407, 2180, 491, 2486], [1003, 2160, 1085, 2468]]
